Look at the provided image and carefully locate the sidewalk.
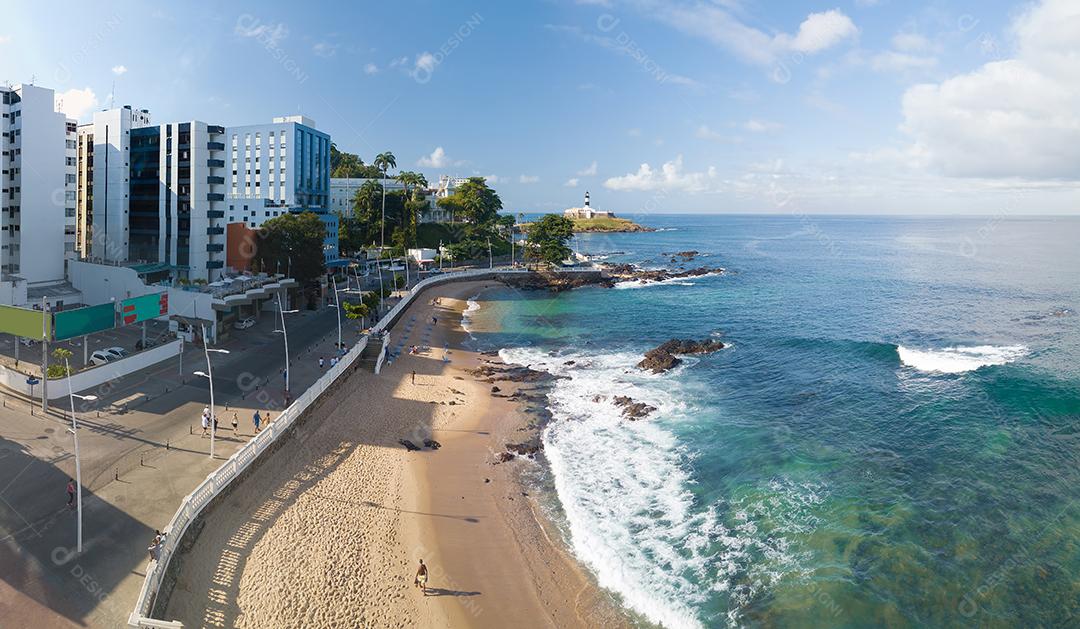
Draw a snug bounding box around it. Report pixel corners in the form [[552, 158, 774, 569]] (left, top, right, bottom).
[[0, 305, 367, 628]]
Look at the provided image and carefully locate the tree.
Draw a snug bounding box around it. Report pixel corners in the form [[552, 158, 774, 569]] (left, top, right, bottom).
[[338, 212, 364, 256], [454, 177, 503, 225], [374, 151, 397, 251], [331, 143, 382, 178], [48, 348, 73, 378], [252, 212, 327, 283], [342, 300, 369, 321], [525, 214, 574, 266]]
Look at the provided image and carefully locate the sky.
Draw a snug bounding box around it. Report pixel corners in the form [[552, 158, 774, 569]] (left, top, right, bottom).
[[2, 0, 1078, 215]]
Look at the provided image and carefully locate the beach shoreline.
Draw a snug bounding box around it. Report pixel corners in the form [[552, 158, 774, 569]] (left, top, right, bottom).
[[159, 279, 627, 628]]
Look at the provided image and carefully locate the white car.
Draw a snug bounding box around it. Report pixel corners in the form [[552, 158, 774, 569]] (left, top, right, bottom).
[[104, 347, 128, 360], [233, 317, 256, 330], [89, 350, 115, 367]]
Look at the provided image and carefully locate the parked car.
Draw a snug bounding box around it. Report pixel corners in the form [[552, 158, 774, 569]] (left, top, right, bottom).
[[233, 317, 256, 330], [104, 347, 128, 360], [18, 338, 35, 347], [89, 350, 115, 367]]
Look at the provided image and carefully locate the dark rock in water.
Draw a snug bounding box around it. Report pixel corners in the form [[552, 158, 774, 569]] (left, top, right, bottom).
[[423, 439, 442, 450], [491, 385, 501, 393], [591, 394, 606, 403], [470, 363, 554, 384], [502, 270, 613, 292], [612, 395, 658, 420], [637, 338, 726, 373], [506, 441, 542, 458], [399, 439, 421, 451], [602, 263, 723, 286], [495, 451, 515, 463], [564, 360, 576, 366]]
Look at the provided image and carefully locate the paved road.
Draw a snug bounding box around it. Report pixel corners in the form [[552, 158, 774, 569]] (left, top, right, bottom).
[[0, 304, 366, 628]]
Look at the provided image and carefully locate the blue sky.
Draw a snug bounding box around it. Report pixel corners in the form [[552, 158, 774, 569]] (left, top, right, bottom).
[[3, 0, 1078, 214]]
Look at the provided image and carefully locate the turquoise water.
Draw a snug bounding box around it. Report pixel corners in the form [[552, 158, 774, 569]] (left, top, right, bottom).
[[467, 215, 1080, 628]]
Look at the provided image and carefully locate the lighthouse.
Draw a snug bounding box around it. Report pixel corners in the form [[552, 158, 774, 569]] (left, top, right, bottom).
[[584, 191, 591, 208]]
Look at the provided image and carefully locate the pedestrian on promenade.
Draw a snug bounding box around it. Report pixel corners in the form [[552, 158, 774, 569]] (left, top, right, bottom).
[[415, 559, 429, 594], [201, 408, 210, 437], [231, 412, 239, 434], [148, 530, 164, 561], [253, 410, 262, 434], [66, 478, 75, 509], [319, 356, 324, 369], [330, 356, 338, 368]]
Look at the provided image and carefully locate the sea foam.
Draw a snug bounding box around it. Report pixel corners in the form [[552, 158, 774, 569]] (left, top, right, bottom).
[[499, 346, 815, 628], [896, 344, 1027, 374]]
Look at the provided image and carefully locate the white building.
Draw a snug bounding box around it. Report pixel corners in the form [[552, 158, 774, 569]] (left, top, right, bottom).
[[564, 191, 615, 219], [75, 104, 153, 262], [225, 115, 337, 262], [0, 84, 71, 305], [330, 177, 448, 224], [76, 107, 229, 282]]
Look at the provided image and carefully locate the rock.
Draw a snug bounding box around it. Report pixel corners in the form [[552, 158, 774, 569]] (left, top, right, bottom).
[[591, 394, 606, 403], [564, 360, 576, 366], [495, 451, 515, 463], [601, 263, 723, 286], [491, 385, 501, 393], [398, 439, 421, 452], [637, 338, 726, 373], [506, 441, 542, 458], [423, 439, 442, 450], [612, 395, 658, 420]]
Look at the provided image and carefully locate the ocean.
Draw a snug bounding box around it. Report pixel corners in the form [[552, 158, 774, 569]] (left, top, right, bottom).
[[465, 214, 1080, 628]]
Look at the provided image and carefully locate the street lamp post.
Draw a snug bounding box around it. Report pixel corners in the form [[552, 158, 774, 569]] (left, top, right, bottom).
[[196, 324, 230, 459], [274, 293, 299, 393], [63, 357, 96, 555], [331, 275, 343, 354], [487, 239, 493, 269]]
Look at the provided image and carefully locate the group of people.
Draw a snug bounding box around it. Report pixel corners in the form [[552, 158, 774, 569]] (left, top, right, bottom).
[[317, 355, 340, 369], [201, 408, 272, 436]]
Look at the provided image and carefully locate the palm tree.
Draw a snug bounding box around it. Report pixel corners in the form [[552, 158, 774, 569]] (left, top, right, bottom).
[[373, 151, 397, 252]]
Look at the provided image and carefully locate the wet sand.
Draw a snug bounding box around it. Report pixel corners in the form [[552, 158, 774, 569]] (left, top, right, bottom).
[[161, 280, 626, 628]]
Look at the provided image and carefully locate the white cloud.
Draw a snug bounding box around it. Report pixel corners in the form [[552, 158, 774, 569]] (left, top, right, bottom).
[[364, 63, 379, 75], [627, 128, 642, 137], [603, 155, 717, 192], [577, 161, 598, 176], [891, 31, 936, 53], [0, 35, 10, 45], [871, 51, 937, 73], [695, 125, 729, 142], [411, 52, 437, 79], [313, 41, 339, 58], [54, 87, 98, 121], [418, 147, 449, 168], [519, 175, 540, 184], [565, 178, 580, 187], [898, 0, 1080, 180], [780, 10, 859, 54], [640, 3, 858, 67], [389, 56, 409, 67], [744, 119, 782, 133], [111, 65, 128, 76], [234, 19, 288, 47], [483, 174, 501, 184]]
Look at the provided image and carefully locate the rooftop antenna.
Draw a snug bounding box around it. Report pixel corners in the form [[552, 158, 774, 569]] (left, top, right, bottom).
[[28, 74, 36, 85], [109, 80, 115, 109]]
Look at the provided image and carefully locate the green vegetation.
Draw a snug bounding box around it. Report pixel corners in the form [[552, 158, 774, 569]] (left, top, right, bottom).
[[525, 214, 575, 266], [330, 143, 383, 179], [48, 348, 73, 378], [569, 216, 651, 232], [252, 212, 327, 283]]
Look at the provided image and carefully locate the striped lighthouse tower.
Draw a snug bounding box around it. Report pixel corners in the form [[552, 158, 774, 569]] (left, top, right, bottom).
[[584, 191, 591, 208]]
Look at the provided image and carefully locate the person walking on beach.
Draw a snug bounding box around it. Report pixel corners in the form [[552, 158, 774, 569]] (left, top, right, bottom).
[[253, 410, 262, 434], [414, 559, 429, 594], [66, 478, 75, 509], [231, 411, 239, 434]]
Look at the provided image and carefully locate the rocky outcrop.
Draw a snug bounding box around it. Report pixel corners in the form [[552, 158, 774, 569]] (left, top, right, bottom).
[[602, 264, 723, 285], [501, 270, 612, 292], [637, 338, 726, 373], [469, 362, 554, 384], [613, 395, 657, 420]]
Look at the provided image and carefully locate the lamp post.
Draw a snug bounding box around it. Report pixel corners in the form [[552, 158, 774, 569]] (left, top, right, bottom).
[[331, 275, 343, 354], [196, 324, 230, 459], [64, 357, 96, 555], [274, 293, 299, 393], [487, 238, 493, 269]]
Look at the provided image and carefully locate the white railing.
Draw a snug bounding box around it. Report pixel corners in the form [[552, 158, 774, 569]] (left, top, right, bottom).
[[126, 265, 573, 627]]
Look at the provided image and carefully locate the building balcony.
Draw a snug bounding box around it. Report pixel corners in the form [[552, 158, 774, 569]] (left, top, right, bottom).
[[206, 260, 224, 269], [207, 125, 225, 135], [207, 193, 225, 201], [206, 226, 224, 235], [206, 243, 224, 253], [207, 159, 225, 168], [207, 210, 225, 218], [207, 141, 225, 151], [206, 176, 225, 185]]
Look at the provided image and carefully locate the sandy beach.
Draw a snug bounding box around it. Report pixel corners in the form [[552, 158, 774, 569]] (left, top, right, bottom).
[[161, 280, 627, 628]]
